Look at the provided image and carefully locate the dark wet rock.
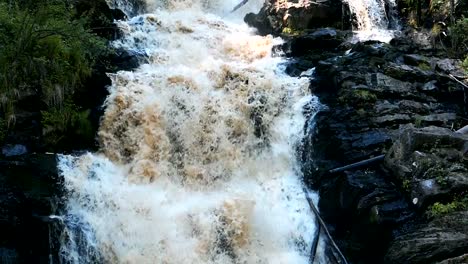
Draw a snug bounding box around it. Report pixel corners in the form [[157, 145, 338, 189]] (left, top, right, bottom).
[[436, 59, 466, 77], [73, 0, 126, 40], [374, 100, 432, 116], [385, 211, 468, 264], [2, 144, 28, 157], [245, 0, 344, 35], [349, 130, 392, 149], [421, 80, 438, 92], [316, 168, 413, 263], [437, 254, 468, 264], [0, 248, 19, 264], [0, 154, 60, 262], [106, 0, 146, 18], [416, 113, 458, 127], [110, 48, 143, 71], [373, 114, 413, 126], [296, 27, 467, 264], [403, 54, 431, 67], [284, 28, 347, 56], [384, 62, 434, 83]]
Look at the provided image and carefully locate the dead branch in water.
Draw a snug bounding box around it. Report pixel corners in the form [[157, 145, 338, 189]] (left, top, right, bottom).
[[230, 0, 249, 13], [303, 188, 349, 264]]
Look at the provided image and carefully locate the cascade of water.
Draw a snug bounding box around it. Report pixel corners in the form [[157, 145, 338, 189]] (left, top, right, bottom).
[[344, 0, 399, 42], [56, 0, 321, 263]]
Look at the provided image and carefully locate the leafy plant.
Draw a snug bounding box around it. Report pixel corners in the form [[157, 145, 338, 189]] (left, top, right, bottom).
[[462, 56, 468, 72], [402, 178, 412, 191], [427, 196, 468, 218], [449, 17, 468, 57], [0, 0, 106, 116], [41, 100, 93, 147]]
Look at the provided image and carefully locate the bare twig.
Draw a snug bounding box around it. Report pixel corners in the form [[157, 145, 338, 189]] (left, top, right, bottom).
[[303, 188, 349, 264], [448, 74, 468, 89]]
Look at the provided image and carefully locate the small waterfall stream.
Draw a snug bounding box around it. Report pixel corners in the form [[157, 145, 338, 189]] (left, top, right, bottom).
[[344, 0, 399, 42], [55, 0, 321, 263]]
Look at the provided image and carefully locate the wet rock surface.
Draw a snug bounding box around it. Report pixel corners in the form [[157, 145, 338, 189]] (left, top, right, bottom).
[[0, 154, 60, 263], [385, 211, 468, 264], [245, 0, 344, 35], [273, 25, 468, 263]]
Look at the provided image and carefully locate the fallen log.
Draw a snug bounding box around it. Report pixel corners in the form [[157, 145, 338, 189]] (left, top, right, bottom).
[[304, 188, 349, 264], [230, 0, 249, 13], [328, 154, 385, 174]]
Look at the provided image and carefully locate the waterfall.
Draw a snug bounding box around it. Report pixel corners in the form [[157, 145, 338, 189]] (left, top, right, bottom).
[[344, 0, 399, 42], [55, 0, 321, 263]]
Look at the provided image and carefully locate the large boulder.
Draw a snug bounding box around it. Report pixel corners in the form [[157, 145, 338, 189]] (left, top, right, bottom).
[[244, 0, 343, 35], [385, 126, 468, 209], [385, 211, 468, 264]]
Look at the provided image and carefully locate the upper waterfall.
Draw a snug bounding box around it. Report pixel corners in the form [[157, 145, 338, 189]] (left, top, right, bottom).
[[344, 0, 399, 42], [56, 0, 320, 263]]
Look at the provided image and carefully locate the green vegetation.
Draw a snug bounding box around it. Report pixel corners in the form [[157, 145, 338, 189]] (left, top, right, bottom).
[[0, 0, 112, 149], [0, 0, 106, 113], [449, 17, 468, 57], [396, 0, 468, 73], [281, 27, 303, 36], [427, 196, 468, 218], [463, 56, 468, 72], [338, 89, 378, 109], [414, 115, 423, 127], [417, 62, 432, 71], [41, 100, 93, 147], [402, 178, 412, 191], [432, 167, 448, 186], [354, 90, 377, 102]]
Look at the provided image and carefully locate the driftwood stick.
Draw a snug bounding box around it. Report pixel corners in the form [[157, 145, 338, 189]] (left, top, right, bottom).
[[328, 154, 385, 174], [230, 0, 249, 13], [303, 188, 349, 264], [448, 74, 468, 89]]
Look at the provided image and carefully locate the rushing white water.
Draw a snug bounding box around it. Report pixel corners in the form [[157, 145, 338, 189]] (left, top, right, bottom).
[[57, 1, 320, 263], [344, 0, 399, 42]]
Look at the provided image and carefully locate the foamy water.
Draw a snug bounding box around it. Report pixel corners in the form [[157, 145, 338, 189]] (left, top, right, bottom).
[[344, 0, 399, 42], [56, 0, 320, 263]]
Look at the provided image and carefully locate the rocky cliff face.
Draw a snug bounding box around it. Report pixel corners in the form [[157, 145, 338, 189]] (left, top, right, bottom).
[[302, 34, 467, 263]]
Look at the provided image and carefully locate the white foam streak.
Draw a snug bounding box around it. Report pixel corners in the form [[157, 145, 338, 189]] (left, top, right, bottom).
[[58, 2, 320, 263]]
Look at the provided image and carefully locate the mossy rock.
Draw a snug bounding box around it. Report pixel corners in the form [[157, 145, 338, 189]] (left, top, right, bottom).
[[338, 88, 378, 107]]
